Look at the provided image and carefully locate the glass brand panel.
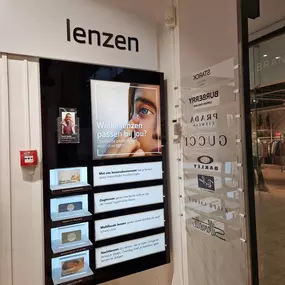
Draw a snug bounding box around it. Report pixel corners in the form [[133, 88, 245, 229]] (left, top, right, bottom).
[[181, 58, 248, 285]]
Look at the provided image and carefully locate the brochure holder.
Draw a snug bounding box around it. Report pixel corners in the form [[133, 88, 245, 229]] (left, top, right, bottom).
[[51, 222, 92, 254], [50, 195, 91, 222], [52, 251, 93, 285], [50, 167, 91, 194]]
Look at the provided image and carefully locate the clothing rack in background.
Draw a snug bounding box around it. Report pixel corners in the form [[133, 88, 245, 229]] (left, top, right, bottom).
[[258, 134, 285, 171]]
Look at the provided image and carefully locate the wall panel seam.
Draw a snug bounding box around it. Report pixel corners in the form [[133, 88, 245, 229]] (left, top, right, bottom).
[[0, 53, 13, 285]]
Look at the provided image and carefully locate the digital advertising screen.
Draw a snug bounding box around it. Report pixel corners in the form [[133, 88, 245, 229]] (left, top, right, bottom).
[[91, 80, 162, 159], [40, 59, 169, 285]]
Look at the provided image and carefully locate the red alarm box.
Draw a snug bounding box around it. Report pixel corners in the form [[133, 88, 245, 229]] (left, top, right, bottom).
[[20, 150, 38, 167]]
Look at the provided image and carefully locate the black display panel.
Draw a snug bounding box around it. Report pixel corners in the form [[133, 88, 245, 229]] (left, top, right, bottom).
[[40, 59, 170, 285]]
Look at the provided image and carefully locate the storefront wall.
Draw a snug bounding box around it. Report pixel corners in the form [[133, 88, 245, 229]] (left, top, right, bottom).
[[0, 1, 257, 285], [0, 54, 43, 285], [0, 0, 158, 70], [0, 1, 183, 285], [178, 1, 253, 285]]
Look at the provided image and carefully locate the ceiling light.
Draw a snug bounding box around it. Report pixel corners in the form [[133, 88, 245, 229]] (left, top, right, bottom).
[[276, 56, 280, 59], [263, 54, 267, 57]]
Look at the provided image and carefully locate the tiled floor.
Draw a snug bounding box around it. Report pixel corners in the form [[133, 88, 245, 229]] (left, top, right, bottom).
[[256, 166, 285, 285]]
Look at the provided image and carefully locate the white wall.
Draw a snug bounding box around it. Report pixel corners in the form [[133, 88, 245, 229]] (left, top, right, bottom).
[[0, 53, 176, 285], [0, 0, 158, 71], [0, 54, 13, 285], [178, 0, 238, 80], [0, 1, 184, 285], [157, 8, 185, 285], [0, 54, 44, 285]]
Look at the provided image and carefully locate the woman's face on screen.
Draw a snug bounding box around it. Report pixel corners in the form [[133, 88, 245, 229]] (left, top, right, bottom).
[[133, 85, 161, 154], [65, 114, 72, 123]]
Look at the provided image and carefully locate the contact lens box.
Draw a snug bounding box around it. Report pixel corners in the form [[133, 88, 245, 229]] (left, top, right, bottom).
[[50, 195, 91, 222], [51, 222, 92, 254], [50, 167, 90, 193], [52, 250, 93, 285]]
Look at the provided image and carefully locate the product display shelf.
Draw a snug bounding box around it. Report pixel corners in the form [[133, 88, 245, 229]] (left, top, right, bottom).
[[52, 242, 93, 258], [51, 269, 94, 285], [51, 214, 93, 228], [50, 184, 92, 196]]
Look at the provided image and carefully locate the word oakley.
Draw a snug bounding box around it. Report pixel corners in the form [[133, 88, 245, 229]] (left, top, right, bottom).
[[194, 164, 219, 171], [194, 155, 219, 171], [197, 155, 213, 164]]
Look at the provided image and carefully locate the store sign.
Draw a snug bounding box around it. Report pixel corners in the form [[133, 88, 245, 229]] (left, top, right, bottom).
[[189, 111, 218, 129], [193, 69, 211, 81], [185, 134, 228, 148], [187, 197, 230, 214], [184, 157, 238, 176], [185, 175, 223, 193], [0, 0, 157, 70], [191, 217, 226, 242], [256, 55, 285, 72], [182, 57, 247, 284], [189, 155, 221, 173], [189, 58, 235, 88], [186, 86, 235, 111], [188, 90, 220, 109], [66, 19, 139, 52], [198, 156, 214, 164], [197, 175, 216, 191], [197, 175, 215, 191], [249, 36, 285, 88]]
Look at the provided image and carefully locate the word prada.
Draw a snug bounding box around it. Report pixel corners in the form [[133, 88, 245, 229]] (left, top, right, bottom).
[[190, 112, 217, 128], [193, 69, 211, 80], [185, 135, 227, 147], [192, 218, 226, 241], [188, 197, 229, 213], [66, 19, 139, 52]]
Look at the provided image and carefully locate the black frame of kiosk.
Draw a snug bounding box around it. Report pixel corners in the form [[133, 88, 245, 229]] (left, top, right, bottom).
[[40, 59, 170, 285]]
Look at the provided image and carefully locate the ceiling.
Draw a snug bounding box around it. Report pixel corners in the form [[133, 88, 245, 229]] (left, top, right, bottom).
[[249, 0, 285, 34], [94, 0, 285, 36]]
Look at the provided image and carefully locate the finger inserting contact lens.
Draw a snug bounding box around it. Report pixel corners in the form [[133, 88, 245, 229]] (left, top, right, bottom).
[[132, 114, 140, 119]]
